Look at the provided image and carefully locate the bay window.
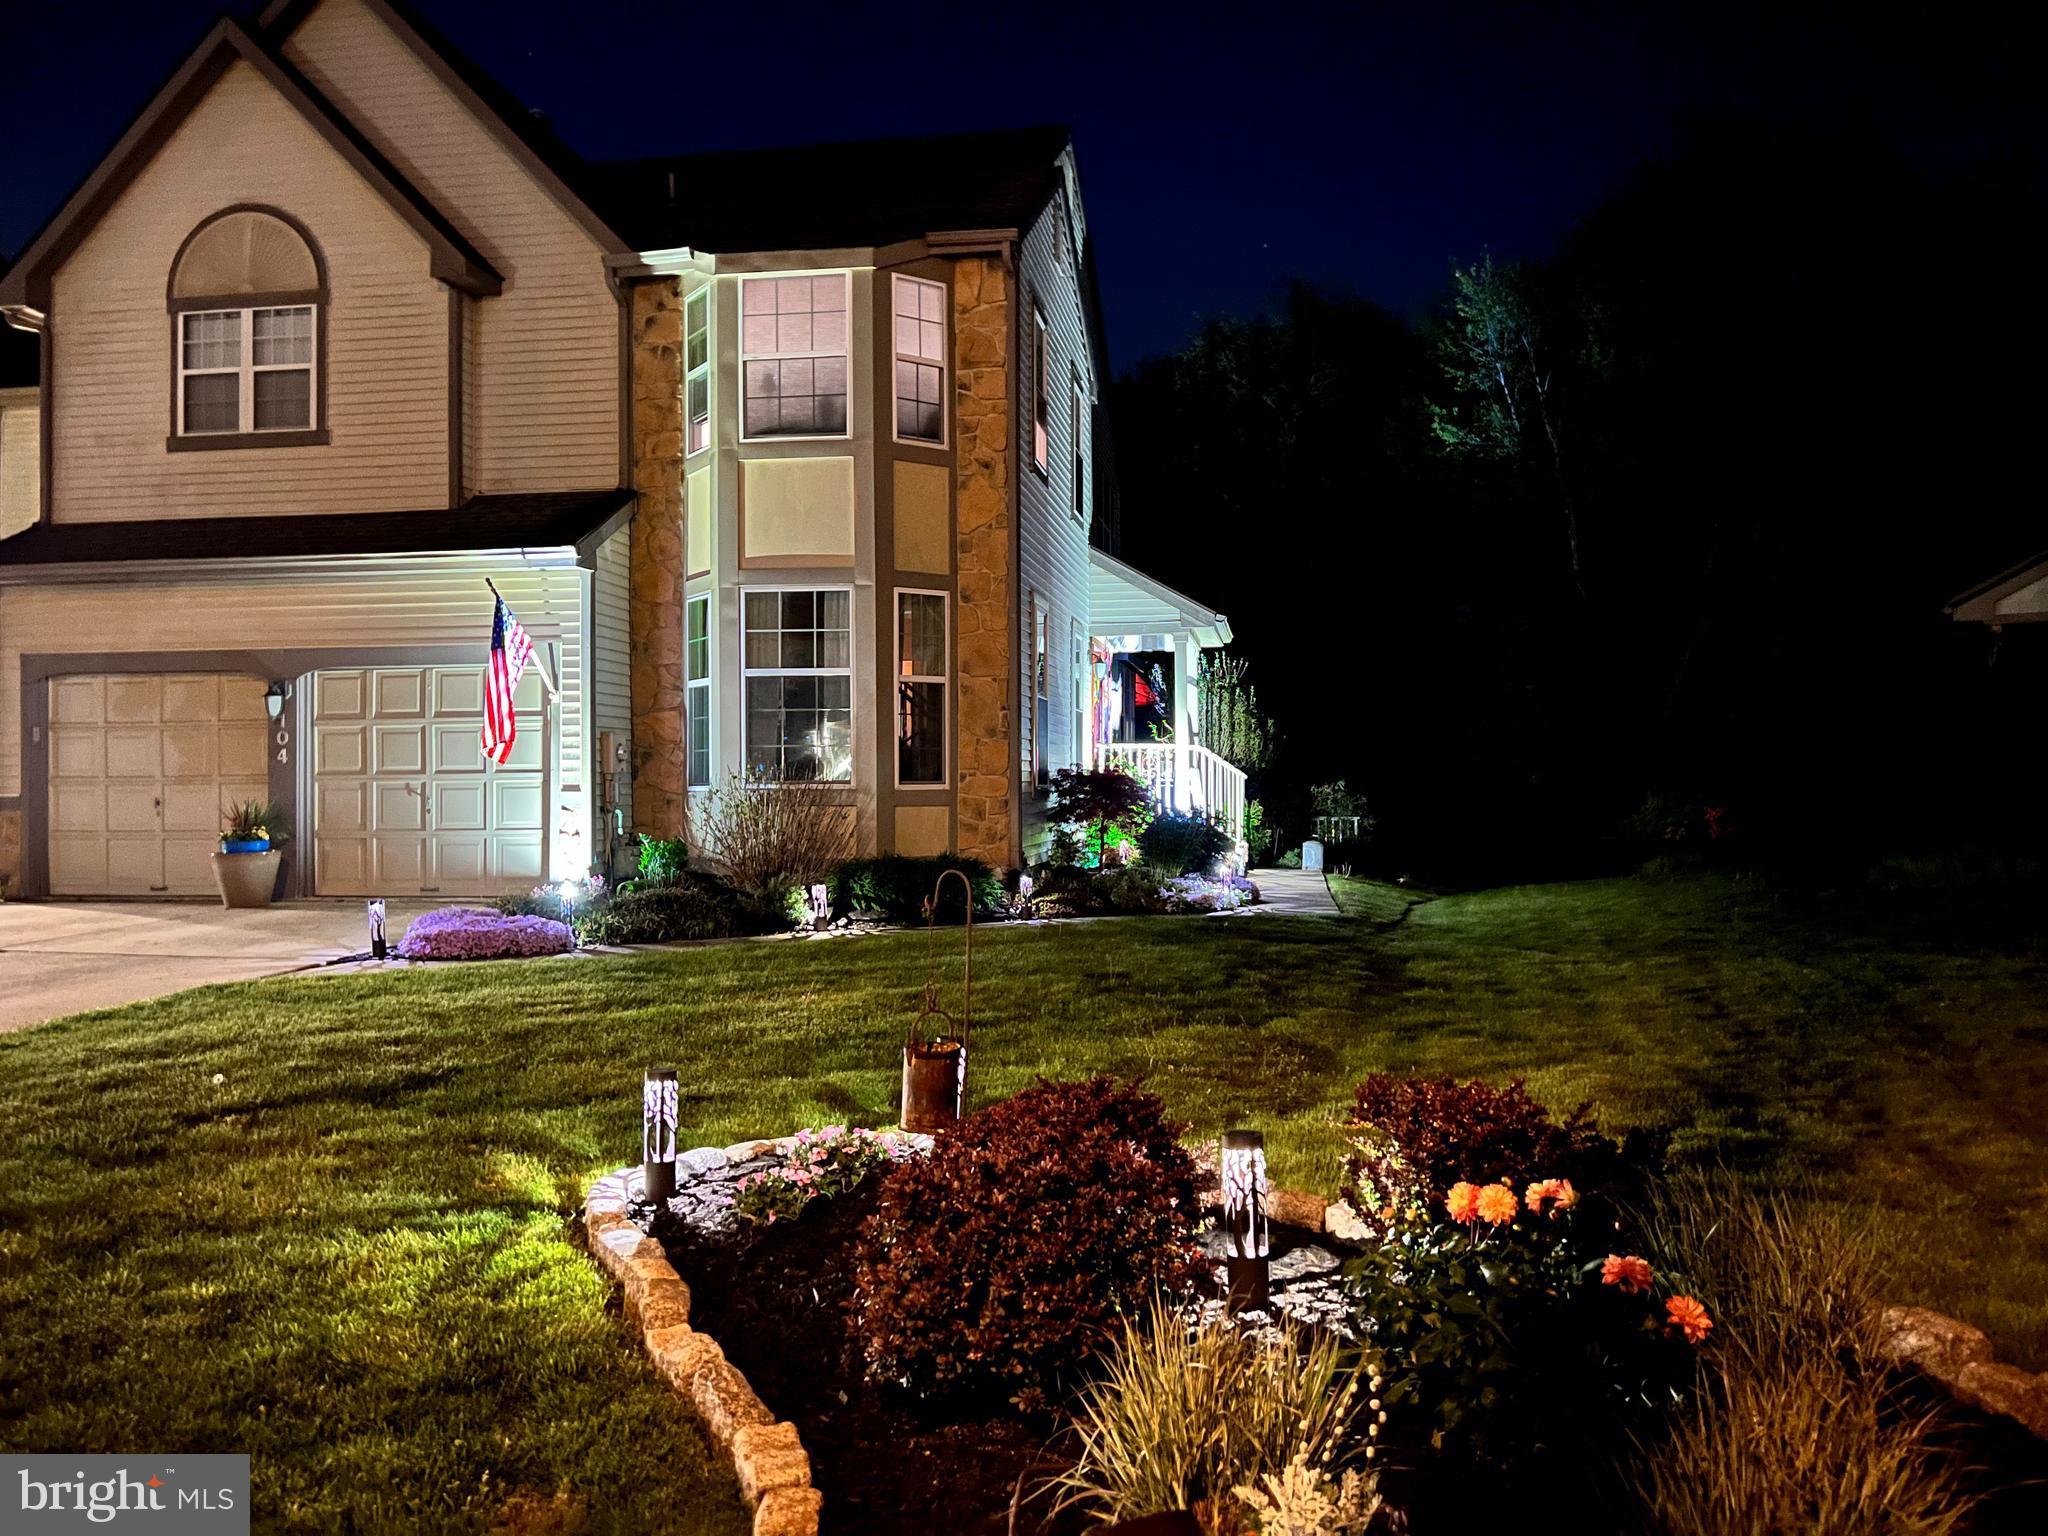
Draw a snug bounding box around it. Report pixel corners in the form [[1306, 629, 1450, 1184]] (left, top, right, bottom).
[[687, 594, 712, 788], [895, 590, 948, 785], [743, 588, 852, 782], [891, 274, 947, 444], [740, 273, 849, 439]]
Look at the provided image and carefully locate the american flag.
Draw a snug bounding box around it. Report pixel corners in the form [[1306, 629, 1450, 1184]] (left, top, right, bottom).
[[482, 594, 535, 764]]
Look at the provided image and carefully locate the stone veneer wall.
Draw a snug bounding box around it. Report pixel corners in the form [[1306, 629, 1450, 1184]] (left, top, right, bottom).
[[0, 808, 20, 892], [952, 256, 1016, 868], [630, 278, 688, 838]]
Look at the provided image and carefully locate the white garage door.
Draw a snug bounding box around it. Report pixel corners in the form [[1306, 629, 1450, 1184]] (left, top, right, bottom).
[[311, 666, 546, 897], [47, 673, 271, 896]]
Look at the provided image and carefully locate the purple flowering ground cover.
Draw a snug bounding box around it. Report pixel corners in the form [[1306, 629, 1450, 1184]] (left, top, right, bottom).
[[395, 906, 574, 961]]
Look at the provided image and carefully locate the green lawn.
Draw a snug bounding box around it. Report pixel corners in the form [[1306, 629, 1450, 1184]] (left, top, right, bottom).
[[3, 874, 2044, 1530]]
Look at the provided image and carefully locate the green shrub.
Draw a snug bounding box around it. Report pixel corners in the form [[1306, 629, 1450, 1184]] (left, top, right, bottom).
[[829, 854, 999, 924], [576, 881, 744, 945], [1054, 1297, 1380, 1528], [1625, 1175, 1981, 1535], [493, 888, 574, 924], [1137, 811, 1234, 875], [637, 834, 688, 886], [1030, 862, 1180, 916], [1340, 1072, 1627, 1220], [853, 1077, 1199, 1408]]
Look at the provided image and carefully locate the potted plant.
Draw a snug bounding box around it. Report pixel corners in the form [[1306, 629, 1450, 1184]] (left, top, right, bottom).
[[210, 800, 289, 909]]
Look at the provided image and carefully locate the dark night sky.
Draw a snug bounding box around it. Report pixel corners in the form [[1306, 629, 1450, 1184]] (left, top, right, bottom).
[[2, 0, 2040, 368]]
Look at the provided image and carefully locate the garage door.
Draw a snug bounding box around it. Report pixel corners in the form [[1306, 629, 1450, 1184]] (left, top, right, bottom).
[[47, 674, 271, 896], [311, 666, 546, 897]]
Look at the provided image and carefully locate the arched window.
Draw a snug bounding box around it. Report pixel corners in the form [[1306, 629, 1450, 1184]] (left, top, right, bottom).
[[168, 207, 326, 445]]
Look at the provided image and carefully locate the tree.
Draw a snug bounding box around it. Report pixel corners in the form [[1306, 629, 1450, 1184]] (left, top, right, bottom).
[[1196, 650, 1274, 776], [1428, 253, 1586, 594], [1047, 766, 1153, 867]]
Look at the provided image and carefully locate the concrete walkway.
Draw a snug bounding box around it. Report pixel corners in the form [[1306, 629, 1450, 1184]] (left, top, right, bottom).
[[0, 899, 447, 1033], [1241, 867, 1341, 915]]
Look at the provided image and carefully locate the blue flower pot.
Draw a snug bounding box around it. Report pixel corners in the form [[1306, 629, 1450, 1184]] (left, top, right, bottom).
[[221, 838, 270, 855]]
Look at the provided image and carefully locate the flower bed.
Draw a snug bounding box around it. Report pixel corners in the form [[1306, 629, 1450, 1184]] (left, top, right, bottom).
[[394, 906, 573, 961]]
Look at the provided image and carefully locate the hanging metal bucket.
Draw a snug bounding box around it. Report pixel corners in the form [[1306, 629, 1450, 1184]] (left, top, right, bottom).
[[900, 1039, 965, 1132], [900, 868, 975, 1134]]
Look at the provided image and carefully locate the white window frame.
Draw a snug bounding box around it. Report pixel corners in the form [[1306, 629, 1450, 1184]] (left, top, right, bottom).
[[1070, 371, 1087, 520], [175, 304, 319, 436], [740, 583, 855, 784], [893, 588, 950, 788], [738, 270, 852, 444], [1071, 617, 1087, 769], [686, 592, 713, 789], [684, 288, 711, 457], [889, 273, 948, 447], [1030, 307, 1050, 475]]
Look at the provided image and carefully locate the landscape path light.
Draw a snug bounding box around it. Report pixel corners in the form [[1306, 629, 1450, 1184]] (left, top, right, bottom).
[[367, 899, 387, 960], [1222, 1127, 1270, 1313], [643, 1067, 679, 1204]]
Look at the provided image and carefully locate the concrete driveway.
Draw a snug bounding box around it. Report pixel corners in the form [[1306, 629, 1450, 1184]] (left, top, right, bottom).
[[0, 899, 448, 1033]]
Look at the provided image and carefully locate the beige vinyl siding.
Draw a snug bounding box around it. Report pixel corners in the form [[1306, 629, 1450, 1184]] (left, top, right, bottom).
[[0, 389, 37, 537], [0, 564, 583, 822], [49, 60, 447, 521], [592, 522, 633, 834], [282, 0, 620, 494]]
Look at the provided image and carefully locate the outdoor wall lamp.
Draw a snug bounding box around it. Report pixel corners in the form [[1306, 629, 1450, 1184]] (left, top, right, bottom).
[[264, 680, 290, 721], [1222, 1127, 1271, 1313], [643, 1067, 679, 1204]]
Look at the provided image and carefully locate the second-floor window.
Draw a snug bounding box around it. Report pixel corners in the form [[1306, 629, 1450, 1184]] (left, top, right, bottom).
[[685, 288, 710, 455], [177, 306, 316, 435], [1070, 372, 1086, 518], [740, 274, 849, 439], [169, 207, 325, 446], [1031, 308, 1050, 474], [892, 274, 946, 445]]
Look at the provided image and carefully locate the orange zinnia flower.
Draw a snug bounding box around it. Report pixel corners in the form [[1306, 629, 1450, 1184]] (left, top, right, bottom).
[[1445, 1181, 1482, 1223], [1666, 1295, 1712, 1344], [1475, 1182, 1519, 1226], [1601, 1254, 1654, 1294], [1524, 1177, 1578, 1216]]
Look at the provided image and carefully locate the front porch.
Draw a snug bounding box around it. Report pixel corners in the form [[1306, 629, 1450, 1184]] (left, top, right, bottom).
[[1086, 549, 1246, 849]]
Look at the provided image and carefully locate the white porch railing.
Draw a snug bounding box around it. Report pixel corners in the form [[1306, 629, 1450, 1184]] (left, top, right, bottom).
[[1098, 741, 1247, 844]]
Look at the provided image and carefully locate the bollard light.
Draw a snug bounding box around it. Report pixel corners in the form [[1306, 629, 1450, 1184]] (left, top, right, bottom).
[[808, 883, 830, 931], [1221, 1127, 1270, 1313], [367, 900, 388, 960], [643, 1067, 679, 1204]]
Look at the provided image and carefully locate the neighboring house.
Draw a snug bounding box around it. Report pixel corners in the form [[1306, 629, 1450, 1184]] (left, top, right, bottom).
[[1947, 551, 2048, 629], [0, 0, 1239, 902]]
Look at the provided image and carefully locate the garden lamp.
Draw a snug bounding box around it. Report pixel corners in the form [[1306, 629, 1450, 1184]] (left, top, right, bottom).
[[643, 1068, 679, 1204], [1222, 1127, 1270, 1313], [367, 900, 387, 960]]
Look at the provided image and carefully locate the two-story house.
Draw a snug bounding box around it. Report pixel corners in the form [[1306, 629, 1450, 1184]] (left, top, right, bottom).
[[0, 0, 1241, 902]]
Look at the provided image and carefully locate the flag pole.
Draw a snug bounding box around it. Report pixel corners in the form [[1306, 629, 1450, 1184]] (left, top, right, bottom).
[[485, 577, 559, 697]]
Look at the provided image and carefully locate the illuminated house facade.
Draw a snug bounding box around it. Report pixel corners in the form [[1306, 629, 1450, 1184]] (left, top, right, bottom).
[[0, 0, 1238, 899]]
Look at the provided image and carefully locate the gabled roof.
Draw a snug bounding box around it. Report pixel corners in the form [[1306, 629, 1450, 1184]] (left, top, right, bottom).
[[0, 15, 499, 315], [1089, 549, 1233, 649], [587, 125, 1074, 254], [1947, 549, 2048, 625], [257, 0, 631, 255], [0, 490, 632, 569]]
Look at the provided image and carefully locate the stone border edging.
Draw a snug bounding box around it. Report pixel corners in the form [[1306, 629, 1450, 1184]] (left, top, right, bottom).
[[583, 1160, 823, 1536], [1876, 1305, 2048, 1439]]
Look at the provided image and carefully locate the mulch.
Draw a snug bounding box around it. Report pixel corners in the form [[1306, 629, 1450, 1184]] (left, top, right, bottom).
[[650, 1183, 1090, 1536]]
